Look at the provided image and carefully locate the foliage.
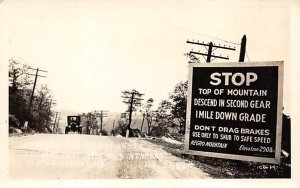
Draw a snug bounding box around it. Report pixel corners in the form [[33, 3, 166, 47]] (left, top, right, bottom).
[[80, 112, 99, 134], [100, 129, 108, 136], [9, 58, 31, 92], [143, 98, 156, 134], [151, 100, 173, 136], [112, 118, 127, 136], [121, 89, 143, 112], [9, 58, 54, 133], [150, 125, 169, 137], [168, 80, 188, 134], [9, 114, 20, 128], [140, 99, 172, 137], [121, 89, 143, 132], [185, 53, 201, 63], [9, 88, 29, 125], [141, 81, 188, 137], [9, 59, 31, 125], [30, 85, 53, 132]]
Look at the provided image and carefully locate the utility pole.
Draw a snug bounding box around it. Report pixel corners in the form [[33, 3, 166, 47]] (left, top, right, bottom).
[[95, 110, 108, 136], [87, 113, 91, 135], [239, 35, 247, 62], [112, 120, 115, 136], [88, 113, 96, 135], [128, 93, 134, 130], [26, 67, 47, 129], [140, 113, 145, 133], [52, 112, 60, 133], [207, 42, 213, 62], [187, 40, 236, 63], [55, 116, 61, 133], [121, 90, 144, 138]]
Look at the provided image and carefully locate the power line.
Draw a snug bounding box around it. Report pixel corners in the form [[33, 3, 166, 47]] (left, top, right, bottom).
[[246, 50, 251, 62], [187, 40, 236, 50], [187, 35, 240, 46], [187, 40, 235, 62], [136, 15, 241, 45], [167, 24, 240, 45], [187, 35, 248, 63]]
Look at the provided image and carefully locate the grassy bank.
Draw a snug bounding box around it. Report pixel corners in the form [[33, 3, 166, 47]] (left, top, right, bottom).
[[146, 138, 291, 178]]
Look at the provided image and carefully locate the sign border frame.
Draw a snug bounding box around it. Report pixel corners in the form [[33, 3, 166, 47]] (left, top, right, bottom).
[[183, 61, 284, 164]]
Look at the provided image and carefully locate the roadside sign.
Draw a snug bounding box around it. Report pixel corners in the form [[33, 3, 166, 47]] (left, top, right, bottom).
[[184, 61, 284, 163]]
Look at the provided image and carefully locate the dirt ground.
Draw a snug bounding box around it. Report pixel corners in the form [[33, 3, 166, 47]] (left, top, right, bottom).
[[9, 134, 211, 179]]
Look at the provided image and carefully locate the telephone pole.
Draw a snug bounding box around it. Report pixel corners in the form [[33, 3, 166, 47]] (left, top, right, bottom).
[[94, 110, 108, 136], [187, 35, 248, 63], [140, 113, 145, 133], [187, 40, 236, 63], [87, 113, 91, 135], [121, 90, 144, 137], [52, 112, 60, 133], [112, 120, 116, 136], [26, 67, 47, 128], [239, 35, 247, 62], [55, 116, 61, 133]]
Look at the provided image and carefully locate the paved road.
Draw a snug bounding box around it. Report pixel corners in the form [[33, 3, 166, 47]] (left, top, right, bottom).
[[9, 134, 210, 179]]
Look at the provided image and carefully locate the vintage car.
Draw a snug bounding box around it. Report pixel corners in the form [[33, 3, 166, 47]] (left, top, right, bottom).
[[65, 116, 82, 134]]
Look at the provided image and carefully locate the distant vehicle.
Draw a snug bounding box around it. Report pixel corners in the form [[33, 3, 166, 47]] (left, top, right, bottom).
[[65, 116, 82, 134]]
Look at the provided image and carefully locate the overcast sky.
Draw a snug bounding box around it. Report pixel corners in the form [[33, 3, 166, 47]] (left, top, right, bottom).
[[0, 0, 292, 114]]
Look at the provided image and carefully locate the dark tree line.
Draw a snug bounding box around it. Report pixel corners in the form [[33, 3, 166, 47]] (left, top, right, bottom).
[[9, 58, 55, 133], [79, 112, 108, 135], [142, 80, 188, 137]]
